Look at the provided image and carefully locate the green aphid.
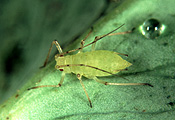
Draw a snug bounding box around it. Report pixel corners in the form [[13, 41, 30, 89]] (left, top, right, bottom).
[[28, 24, 153, 108]]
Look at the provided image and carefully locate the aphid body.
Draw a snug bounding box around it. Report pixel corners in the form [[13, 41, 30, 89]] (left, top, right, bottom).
[[56, 50, 131, 77]]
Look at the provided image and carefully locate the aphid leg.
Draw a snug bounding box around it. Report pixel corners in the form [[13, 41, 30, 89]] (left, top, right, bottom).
[[78, 40, 85, 53], [93, 77, 153, 87], [78, 28, 93, 53], [91, 25, 133, 51], [41, 40, 63, 68], [60, 24, 125, 55], [27, 72, 66, 90], [114, 52, 128, 57], [77, 74, 92, 108]]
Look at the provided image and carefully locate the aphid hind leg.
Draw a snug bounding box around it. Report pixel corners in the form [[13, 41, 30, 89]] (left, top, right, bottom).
[[93, 77, 153, 87], [41, 40, 63, 68], [27, 72, 66, 90], [77, 74, 92, 108]]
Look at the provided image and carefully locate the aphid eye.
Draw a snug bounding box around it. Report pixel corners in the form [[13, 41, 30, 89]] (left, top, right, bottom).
[[59, 69, 64, 71], [60, 55, 64, 57]]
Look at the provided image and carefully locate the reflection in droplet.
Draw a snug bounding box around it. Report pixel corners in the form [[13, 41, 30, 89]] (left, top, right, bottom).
[[139, 18, 166, 39]]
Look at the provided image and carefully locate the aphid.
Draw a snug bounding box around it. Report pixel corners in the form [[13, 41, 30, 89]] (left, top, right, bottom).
[[28, 24, 153, 108]]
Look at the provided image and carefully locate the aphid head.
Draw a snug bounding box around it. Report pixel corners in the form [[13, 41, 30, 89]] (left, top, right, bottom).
[[55, 53, 65, 71], [55, 54, 64, 58], [55, 65, 64, 71]]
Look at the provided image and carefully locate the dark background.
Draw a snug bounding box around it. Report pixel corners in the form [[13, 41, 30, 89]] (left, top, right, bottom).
[[0, 0, 124, 104]]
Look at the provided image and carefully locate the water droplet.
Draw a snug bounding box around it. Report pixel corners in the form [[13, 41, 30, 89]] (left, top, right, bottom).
[[140, 18, 165, 39]]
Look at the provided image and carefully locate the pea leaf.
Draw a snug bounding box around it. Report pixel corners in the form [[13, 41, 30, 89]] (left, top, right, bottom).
[[1, 0, 175, 119]]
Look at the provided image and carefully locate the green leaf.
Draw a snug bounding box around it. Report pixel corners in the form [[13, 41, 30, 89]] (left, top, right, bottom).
[[1, 0, 175, 119]]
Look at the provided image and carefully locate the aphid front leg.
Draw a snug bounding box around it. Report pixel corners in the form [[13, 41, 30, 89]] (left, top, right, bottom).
[[28, 71, 65, 90], [93, 77, 153, 87], [77, 74, 92, 108], [41, 40, 63, 68]]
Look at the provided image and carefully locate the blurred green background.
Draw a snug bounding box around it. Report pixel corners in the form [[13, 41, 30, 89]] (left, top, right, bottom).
[[0, 0, 175, 119], [0, 0, 123, 104]]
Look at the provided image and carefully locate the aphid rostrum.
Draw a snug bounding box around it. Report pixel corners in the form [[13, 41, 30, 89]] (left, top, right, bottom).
[[28, 24, 153, 108]]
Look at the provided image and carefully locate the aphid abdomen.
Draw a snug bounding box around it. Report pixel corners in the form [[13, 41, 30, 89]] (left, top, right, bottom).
[[70, 50, 132, 77]]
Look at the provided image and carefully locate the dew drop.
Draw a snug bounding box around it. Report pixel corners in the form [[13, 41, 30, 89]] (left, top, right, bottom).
[[140, 18, 165, 39]]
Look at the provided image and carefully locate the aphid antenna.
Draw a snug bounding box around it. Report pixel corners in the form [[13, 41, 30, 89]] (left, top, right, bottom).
[[59, 24, 129, 56], [40, 24, 133, 68], [57, 64, 128, 81], [57, 64, 153, 87]]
